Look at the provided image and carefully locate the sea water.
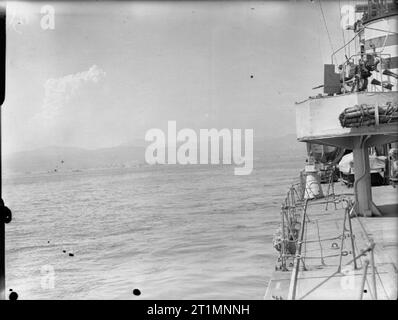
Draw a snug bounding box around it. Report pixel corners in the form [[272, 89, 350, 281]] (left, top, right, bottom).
[[2, 155, 304, 299]]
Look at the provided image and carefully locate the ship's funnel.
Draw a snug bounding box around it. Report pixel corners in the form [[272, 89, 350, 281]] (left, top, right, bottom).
[[383, 69, 398, 80], [371, 78, 393, 90]]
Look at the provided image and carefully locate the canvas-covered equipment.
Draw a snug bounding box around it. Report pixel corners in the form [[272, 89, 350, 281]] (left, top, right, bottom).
[[339, 102, 398, 128], [338, 152, 386, 175]]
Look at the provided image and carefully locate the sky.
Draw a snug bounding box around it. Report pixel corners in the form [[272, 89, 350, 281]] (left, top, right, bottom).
[[2, 0, 360, 154]]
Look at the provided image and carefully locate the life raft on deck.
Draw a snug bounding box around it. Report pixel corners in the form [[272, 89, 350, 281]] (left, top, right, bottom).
[[338, 102, 398, 128]]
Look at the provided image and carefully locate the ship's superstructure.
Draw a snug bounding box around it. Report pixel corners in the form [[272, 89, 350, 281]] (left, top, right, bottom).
[[266, 0, 398, 300]]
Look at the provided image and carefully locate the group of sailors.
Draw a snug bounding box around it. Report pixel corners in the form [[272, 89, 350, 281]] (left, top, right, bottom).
[[337, 11, 395, 93], [338, 16, 381, 93], [339, 54, 381, 93]]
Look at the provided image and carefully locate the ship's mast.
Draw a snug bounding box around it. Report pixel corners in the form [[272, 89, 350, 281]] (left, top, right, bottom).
[[296, 0, 398, 217]]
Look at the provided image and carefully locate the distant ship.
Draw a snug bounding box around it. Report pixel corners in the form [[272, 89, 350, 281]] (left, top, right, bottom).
[[265, 0, 398, 300]]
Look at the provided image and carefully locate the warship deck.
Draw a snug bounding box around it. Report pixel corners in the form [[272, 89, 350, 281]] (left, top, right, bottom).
[[264, 184, 398, 300]]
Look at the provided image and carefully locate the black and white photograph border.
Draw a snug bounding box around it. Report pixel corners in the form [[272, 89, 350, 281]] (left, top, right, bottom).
[[0, 0, 397, 307]]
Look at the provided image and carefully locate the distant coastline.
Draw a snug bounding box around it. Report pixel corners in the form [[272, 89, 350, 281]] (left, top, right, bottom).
[[3, 134, 305, 175]]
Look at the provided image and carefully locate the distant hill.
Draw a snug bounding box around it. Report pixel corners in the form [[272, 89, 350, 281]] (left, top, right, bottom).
[[3, 145, 145, 174], [3, 134, 306, 174]]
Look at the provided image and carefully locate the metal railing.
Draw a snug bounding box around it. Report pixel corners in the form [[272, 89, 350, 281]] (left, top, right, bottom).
[[287, 199, 309, 300], [277, 172, 335, 272], [285, 198, 380, 300], [277, 178, 307, 271]]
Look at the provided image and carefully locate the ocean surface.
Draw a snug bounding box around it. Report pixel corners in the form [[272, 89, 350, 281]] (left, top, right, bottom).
[[3, 155, 304, 299]]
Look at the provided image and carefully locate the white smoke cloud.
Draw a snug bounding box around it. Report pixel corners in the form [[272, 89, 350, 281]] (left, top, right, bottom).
[[39, 65, 106, 120]]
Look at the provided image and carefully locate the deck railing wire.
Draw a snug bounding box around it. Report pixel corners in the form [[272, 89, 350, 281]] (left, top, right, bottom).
[[285, 198, 379, 300]]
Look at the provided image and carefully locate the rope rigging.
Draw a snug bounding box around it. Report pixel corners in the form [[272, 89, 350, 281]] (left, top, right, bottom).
[[338, 0, 347, 57], [318, 0, 336, 63]]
